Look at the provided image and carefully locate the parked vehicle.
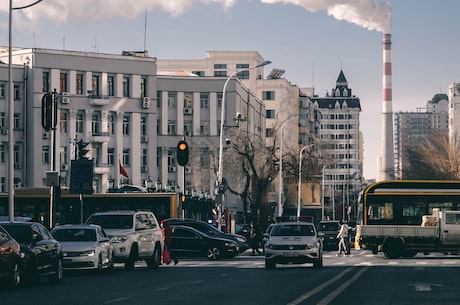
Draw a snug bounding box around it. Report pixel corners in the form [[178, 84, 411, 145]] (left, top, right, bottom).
[[316, 220, 341, 251], [169, 225, 238, 260], [51, 224, 113, 271], [357, 209, 460, 258], [261, 223, 274, 254], [0, 221, 63, 283], [264, 221, 323, 269], [163, 218, 248, 253], [85, 210, 163, 269], [0, 225, 21, 288]]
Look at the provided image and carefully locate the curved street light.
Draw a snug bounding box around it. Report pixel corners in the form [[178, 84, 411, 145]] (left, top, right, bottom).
[[216, 60, 271, 230], [8, 0, 44, 222], [297, 144, 315, 217]]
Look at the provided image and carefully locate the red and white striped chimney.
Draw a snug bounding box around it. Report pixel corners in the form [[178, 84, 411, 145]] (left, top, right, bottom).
[[380, 33, 394, 180]]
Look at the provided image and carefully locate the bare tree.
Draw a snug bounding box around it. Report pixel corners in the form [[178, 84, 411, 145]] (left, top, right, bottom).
[[405, 131, 460, 180]]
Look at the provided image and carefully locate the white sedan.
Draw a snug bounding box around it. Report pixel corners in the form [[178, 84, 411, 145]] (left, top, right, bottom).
[[51, 224, 113, 271]]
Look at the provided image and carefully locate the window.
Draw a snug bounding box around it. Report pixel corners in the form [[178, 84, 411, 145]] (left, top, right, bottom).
[[60, 111, 68, 133], [167, 150, 175, 167], [75, 111, 84, 134], [107, 148, 115, 165], [60, 146, 68, 164], [167, 120, 176, 135], [184, 120, 192, 136], [217, 92, 223, 108], [262, 91, 275, 100], [236, 64, 250, 79], [141, 116, 147, 136], [214, 71, 227, 77], [92, 112, 100, 134], [200, 121, 209, 136], [108, 75, 115, 96], [76, 73, 83, 95], [122, 76, 130, 97], [183, 92, 192, 108], [214, 64, 227, 69], [92, 74, 100, 96], [60, 73, 68, 93], [14, 83, 20, 100], [122, 148, 130, 166], [108, 112, 115, 135], [266, 128, 274, 137], [123, 115, 130, 135], [200, 93, 209, 109], [192, 71, 204, 76], [141, 148, 147, 166], [0, 143, 5, 163], [43, 146, 50, 164], [157, 91, 162, 108], [141, 77, 147, 97], [168, 92, 177, 108], [42, 71, 50, 92], [266, 109, 275, 118], [0, 83, 4, 98], [13, 113, 20, 129], [0, 113, 4, 128]]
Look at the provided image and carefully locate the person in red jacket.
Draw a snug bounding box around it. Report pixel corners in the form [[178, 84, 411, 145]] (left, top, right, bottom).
[[162, 221, 178, 265]]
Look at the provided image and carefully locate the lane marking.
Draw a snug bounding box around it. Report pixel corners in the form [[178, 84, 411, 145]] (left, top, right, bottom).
[[317, 267, 368, 305], [286, 267, 355, 305]]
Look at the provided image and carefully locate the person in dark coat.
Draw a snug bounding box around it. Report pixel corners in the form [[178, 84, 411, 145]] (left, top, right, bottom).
[[249, 221, 262, 255]]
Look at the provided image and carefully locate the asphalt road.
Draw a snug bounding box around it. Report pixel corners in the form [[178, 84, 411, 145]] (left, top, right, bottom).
[[3, 249, 460, 305]]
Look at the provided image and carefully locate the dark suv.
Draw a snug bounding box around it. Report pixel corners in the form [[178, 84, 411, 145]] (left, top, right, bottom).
[[162, 218, 248, 253], [316, 220, 341, 251]]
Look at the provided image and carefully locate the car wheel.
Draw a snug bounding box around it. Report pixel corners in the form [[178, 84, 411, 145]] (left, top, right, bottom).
[[9, 262, 21, 288], [50, 259, 63, 283], [207, 247, 220, 260], [146, 245, 161, 269], [125, 245, 138, 270], [265, 259, 276, 269], [313, 252, 323, 268]]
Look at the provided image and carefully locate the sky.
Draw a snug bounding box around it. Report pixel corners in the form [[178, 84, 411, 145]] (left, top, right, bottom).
[[0, 0, 459, 180]]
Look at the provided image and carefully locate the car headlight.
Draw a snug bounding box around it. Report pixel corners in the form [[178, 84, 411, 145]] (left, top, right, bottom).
[[111, 235, 129, 243], [80, 250, 95, 257], [306, 243, 317, 249], [225, 242, 237, 247]]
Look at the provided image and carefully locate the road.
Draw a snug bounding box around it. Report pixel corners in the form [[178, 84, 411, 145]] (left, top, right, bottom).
[[3, 249, 460, 305]]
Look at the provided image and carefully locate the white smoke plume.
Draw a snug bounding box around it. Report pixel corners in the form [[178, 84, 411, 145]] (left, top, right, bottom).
[[0, 0, 390, 33]]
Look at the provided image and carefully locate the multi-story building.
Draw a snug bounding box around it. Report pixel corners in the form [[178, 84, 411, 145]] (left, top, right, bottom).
[[394, 93, 448, 179], [310, 70, 363, 220], [448, 83, 460, 151]]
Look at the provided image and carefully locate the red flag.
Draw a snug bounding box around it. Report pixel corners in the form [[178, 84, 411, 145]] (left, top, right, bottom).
[[119, 160, 129, 178]]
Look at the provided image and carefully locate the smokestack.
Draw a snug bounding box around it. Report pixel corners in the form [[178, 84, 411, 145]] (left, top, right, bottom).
[[380, 33, 393, 180]]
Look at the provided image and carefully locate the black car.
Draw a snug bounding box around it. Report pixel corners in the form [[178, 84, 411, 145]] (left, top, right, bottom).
[[316, 220, 341, 251], [0, 225, 21, 288], [169, 225, 238, 260], [162, 218, 249, 253], [0, 222, 63, 283]]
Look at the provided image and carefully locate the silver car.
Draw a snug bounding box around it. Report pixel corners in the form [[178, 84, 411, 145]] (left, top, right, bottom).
[[264, 222, 323, 269], [51, 224, 113, 271]]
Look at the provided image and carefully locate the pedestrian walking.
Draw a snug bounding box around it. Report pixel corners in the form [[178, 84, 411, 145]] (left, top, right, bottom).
[[336, 220, 349, 256], [162, 221, 179, 265]]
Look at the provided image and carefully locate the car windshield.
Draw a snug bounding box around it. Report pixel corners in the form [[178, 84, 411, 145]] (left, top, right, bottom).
[[317, 222, 339, 231], [87, 215, 133, 229], [271, 224, 315, 236], [52, 228, 97, 242], [1, 224, 32, 243]]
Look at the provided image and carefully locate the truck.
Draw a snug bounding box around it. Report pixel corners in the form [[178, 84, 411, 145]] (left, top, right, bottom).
[[356, 209, 460, 258]]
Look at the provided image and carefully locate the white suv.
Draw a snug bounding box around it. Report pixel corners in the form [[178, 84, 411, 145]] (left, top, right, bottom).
[[264, 221, 323, 269], [85, 210, 163, 270]]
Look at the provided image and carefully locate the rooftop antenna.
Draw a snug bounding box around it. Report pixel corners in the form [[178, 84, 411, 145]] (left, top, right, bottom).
[[143, 11, 147, 54]]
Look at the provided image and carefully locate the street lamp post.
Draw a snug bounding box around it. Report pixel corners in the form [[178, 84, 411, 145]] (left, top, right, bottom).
[[277, 116, 297, 217], [8, 0, 43, 222], [297, 144, 315, 218], [321, 160, 341, 220], [216, 60, 271, 230]]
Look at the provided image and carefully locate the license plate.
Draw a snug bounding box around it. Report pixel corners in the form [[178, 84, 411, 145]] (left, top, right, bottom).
[[283, 251, 298, 257]]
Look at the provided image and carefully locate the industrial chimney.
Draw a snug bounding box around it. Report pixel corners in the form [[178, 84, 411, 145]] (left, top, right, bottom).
[[380, 33, 394, 181]]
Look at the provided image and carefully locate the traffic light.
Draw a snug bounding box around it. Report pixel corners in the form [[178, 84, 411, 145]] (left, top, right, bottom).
[[77, 139, 90, 159], [176, 140, 189, 166]]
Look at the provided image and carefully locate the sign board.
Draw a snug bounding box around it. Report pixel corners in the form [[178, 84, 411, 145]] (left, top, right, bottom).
[[45, 171, 59, 187], [70, 159, 94, 194]]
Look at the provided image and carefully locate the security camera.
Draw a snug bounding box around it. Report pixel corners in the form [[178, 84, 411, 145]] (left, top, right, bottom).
[[225, 138, 231, 145], [236, 112, 242, 120]]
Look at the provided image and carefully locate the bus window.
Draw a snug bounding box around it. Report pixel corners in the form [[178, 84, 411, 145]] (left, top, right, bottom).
[[368, 202, 393, 220]]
